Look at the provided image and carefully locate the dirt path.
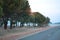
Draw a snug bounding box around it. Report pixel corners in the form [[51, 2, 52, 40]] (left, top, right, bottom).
[[0, 26, 54, 40]]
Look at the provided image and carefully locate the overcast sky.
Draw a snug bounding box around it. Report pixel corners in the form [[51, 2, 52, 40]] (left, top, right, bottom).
[[28, 0, 60, 23]]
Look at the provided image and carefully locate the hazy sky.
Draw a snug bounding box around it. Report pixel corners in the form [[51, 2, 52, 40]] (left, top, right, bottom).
[[28, 0, 60, 23]]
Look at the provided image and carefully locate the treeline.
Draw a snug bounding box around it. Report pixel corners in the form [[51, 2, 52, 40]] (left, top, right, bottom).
[[0, 0, 50, 29]]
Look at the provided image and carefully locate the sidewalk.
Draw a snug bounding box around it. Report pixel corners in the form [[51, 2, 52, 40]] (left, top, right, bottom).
[[0, 27, 52, 40]]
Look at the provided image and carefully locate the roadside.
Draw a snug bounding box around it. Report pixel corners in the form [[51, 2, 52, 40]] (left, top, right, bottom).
[[0, 26, 55, 40]]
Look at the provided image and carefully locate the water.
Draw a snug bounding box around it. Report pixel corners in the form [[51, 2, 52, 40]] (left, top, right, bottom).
[[7, 21, 60, 27], [7, 21, 38, 27], [48, 23, 60, 26]]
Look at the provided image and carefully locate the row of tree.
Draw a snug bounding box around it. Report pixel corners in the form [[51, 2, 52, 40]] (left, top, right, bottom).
[[0, 0, 50, 29]]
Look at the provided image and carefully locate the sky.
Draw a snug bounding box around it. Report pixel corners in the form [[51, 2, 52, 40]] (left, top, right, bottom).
[[28, 0, 60, 23]]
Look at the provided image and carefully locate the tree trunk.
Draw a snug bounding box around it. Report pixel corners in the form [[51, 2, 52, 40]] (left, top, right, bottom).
[[29, 23, 30, 27], [10, 20, 12, 29], [20, 22, 24, 27], [16, 21, 17, 27], [3, 17, 8, 29], [4, 20, 7, 29]]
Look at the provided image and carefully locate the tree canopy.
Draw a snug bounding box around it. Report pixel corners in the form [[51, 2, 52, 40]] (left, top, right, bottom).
[[0, 0, 50, 29]]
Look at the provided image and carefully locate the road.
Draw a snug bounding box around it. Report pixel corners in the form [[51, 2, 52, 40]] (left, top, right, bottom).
[[19, 26, 60, 40]]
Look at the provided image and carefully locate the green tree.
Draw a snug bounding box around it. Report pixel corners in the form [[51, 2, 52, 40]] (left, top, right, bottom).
[[0, 6, 3, 17], [2, 0, 29, 29], [44, 17, 50, 24], [0, 0, 3, 18], [29, 12, 47, 26]]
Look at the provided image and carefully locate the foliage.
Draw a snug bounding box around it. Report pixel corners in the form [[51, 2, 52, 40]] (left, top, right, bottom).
[[0, 6, 3, 17], [0, 0, 50, 29]]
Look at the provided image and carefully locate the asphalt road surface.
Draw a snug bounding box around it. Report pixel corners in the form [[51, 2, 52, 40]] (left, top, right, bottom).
[[19, 26, 60, 40]]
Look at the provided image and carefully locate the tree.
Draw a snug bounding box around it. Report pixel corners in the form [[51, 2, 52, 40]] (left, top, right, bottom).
[[29, 12, 50, 27], [16, 1, 30, 27], [2, 0, 15, 29], [0, 6, 3, 18], [44, 17, 50, 24], [2, 0, 29, 29], [0, 0, 4, 18]]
